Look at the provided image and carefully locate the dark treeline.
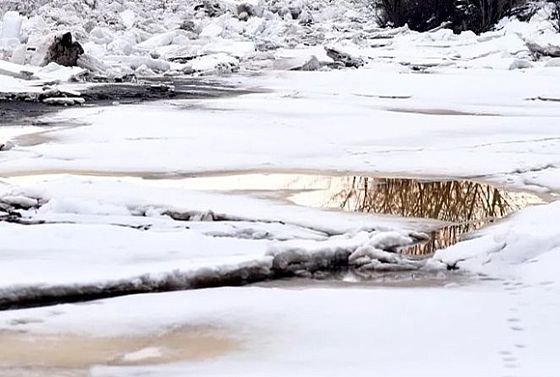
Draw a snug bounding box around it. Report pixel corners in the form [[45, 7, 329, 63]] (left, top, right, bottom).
[[372, 0, 550, 33]]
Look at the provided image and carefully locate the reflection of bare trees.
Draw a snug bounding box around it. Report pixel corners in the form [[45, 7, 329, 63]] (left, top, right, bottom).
[[405, 225, 473, 256], [332, 178, 525, 256]]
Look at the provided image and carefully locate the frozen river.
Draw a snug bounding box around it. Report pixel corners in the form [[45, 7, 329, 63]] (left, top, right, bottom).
[[0, 69, 559, 376]]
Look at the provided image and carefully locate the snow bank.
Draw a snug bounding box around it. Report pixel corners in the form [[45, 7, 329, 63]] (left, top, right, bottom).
[[434, 201, 560, 284]]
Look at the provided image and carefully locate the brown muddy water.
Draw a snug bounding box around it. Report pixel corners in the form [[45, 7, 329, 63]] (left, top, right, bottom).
[[0, 325, 239, 376]]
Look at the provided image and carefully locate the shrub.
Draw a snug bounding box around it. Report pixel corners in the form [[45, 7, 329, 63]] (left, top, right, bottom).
[[373, 0, 528, 33], [552, 0, 560, 31], [374, 0, 455, 31]]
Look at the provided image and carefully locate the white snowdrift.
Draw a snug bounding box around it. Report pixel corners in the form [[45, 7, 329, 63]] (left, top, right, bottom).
[[434, 200, 560, 285]]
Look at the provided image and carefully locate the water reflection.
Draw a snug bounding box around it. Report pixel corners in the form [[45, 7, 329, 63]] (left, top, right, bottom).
[[326, 177, 544, 256], [5, 172, 544, 257]]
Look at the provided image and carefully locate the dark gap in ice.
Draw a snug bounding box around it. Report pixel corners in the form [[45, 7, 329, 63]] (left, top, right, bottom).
[[0, 77, 256, 126], [0, 257, 349, 311]]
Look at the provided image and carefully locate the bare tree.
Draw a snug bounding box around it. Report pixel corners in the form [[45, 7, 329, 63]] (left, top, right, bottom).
[[552, 0, 560, 31], [373, 0, 527, 33]]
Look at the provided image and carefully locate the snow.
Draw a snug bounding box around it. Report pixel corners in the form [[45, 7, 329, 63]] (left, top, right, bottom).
[[0, 283, 558, 377], [0, 11, 23, 41], [0, 174, 439, 302], [0, 59, 86, 81], [42, 96, 86, 106], [0, 59, 37, 79], [0, 64, 558, 377], [120, 10, 136, 30], [1, 1, 560, 376], [104, 55, 171, 72], [1, 0, 560, 79], [200, 23, 224, 38], [1, 65, 559, 304], [2, 69, 559, 187], [121, 347, 164, 362], [433, 200, 560, 284]]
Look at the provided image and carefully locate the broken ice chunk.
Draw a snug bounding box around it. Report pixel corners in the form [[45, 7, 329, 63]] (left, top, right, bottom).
[[1, 11, 23, 41]]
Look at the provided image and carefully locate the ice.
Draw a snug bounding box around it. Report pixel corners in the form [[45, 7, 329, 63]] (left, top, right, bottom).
[[434, 200, 560, 282], [38, 62, 87, 80], [0, 1, 560, 375], [0, 173, 433, 303], [0, 55, 86, 82], [200, 38, 256, 58], [0, 194, 39, 209], [42, 97, 86, 106], [200, 23, 224, 38], [121, 347, 163, 362], [0, 141, 14, 151], [136, 31, 188, 51], [545, 57, 560, 67], [0, 64, 558, 305], [2, 68, 558, 180], [90, 27, 114, 45], [0, 11, 23, 41], [0, 58, 36, 79], [120, 9, 136, 30], [190, 52, 239, 72], [0, 0, 559, 78], [0, 283, 558, 377], [104, 55, 171, 72], [9, 43, 26, 64]]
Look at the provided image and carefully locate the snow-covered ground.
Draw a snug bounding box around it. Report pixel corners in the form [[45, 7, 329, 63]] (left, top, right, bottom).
[[0, 173, 440, 306], [1, 279, 559, 377], [2, 68, 560, 188], [0, 67, 559, 375], [1, 0, 560, 376]]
